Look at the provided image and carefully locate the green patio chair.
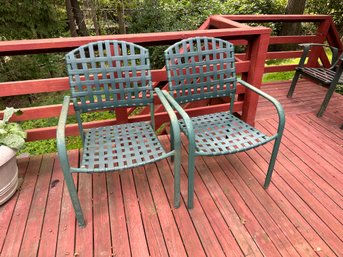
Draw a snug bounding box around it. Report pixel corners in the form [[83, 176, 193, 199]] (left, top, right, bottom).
[[161, 37, 285, 208], [287, 43, 343, 117], [57, 40, 181, 227]]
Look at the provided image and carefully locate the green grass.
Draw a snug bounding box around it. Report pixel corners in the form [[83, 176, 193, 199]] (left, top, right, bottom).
[[19, 110, 116, 155], [262, 58, 299, 83]]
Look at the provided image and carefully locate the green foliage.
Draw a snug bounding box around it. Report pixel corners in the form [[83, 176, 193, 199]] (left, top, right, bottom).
[[128, 0, 287, 67], [224, 0, 286, 15], [306, 0, 343, 34], [0, 108, 27, 150], [0, 54, 66, 82], [0, 0, 67, 85], [0, 0, 66, 40]]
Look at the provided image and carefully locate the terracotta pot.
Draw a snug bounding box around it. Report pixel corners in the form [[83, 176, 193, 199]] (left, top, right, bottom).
[[0, 145, 18, 205]]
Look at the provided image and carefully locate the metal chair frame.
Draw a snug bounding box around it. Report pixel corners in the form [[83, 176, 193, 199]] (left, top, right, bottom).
[[161, 37, 285, 208], [57, 40, 181, 227], [287, 43, 343, 117]]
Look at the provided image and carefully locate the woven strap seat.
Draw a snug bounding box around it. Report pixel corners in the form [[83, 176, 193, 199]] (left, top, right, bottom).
[[71, 122, 169, 173], [300, 67, 343, 84], [179, 112, 273, 156]]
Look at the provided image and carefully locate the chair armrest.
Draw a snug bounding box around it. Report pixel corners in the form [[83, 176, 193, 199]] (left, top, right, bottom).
[[160, 90, 196, 152], [155, 88, 181, 153], [57, 96, 71, 171], [298, 43, 339, 68], [238, 79, 285, 138]]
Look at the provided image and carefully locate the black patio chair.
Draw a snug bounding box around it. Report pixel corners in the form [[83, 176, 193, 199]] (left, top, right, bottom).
[[287, 43, 343, 117]]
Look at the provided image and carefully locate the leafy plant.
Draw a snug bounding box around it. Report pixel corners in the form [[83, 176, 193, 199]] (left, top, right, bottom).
[[0, 108, 27, 150]]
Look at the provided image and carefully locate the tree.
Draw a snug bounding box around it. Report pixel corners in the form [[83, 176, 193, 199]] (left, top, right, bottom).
[[65, 0, 89, 36], [279, 0, 307, 35], [65, 0, 78, 36], [117, 1, 126, 34]]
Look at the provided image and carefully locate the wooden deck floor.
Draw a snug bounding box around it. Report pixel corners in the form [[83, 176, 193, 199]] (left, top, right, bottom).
[[1, 80, 342, 257]]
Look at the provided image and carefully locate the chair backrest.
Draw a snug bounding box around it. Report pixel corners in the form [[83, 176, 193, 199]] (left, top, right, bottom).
[[66, 40, 153, 113], [164, 37, 237, 109]]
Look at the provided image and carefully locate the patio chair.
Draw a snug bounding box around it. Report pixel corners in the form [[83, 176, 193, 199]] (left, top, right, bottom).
[[287, 43, 343, 117], [57, 40, 181, 227], [161, 37, 285, 208]]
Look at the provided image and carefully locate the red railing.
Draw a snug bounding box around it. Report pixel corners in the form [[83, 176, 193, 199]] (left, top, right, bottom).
[[0, 15, 341, 142], [214, 15, 343, 73]]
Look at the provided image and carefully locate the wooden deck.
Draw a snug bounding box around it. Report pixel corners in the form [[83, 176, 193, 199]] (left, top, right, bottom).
[[1, 79, 342, 257]]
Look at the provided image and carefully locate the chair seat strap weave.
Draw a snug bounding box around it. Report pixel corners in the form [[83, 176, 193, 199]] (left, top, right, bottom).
[[300, 67, 343, 84], [72, 122, 169, 172], [179, 112, 273, 156]]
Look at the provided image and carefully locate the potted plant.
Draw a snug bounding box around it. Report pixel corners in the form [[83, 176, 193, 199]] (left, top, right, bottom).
[[0, 107, 26, 205]]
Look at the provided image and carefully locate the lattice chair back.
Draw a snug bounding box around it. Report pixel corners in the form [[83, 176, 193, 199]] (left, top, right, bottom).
[[65, 40, 153, 113], [164, 37, 237, 112]]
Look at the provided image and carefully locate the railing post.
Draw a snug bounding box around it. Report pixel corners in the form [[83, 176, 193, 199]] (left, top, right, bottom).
[[241, 31, 270, 125], [307, 17, 331, 67]]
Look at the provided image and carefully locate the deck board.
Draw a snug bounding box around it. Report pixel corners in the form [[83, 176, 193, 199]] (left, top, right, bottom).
[[1, 155, 42, 257], [1, 79, 343, 257], [56, 151, 78, 257], [133, 167, 169, 257], [37, 153, 64, 257], [0, 157, 29, 252], [18, 154, 54, 257]]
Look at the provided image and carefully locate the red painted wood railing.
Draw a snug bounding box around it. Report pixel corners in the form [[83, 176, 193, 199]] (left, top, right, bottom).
[[0, 15, 341, 142], [217, 15, 343, 73]]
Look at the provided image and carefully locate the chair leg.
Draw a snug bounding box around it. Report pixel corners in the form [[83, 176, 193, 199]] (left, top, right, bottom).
[[264, 136, 282, 189], [170, 128, 175, 162], [173, 149, 181, 208], [287, 70, 301, 98], [187, 149, 196, 209], [317, 82, 337, 117], [63, 171, 86, 227]]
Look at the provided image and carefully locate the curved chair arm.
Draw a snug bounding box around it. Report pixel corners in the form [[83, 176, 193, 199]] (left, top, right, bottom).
[[57, 96, 71, 172], [160, 90, 196, 153], [155, 88, 181, 153], [238, 79, 285, 138], [298, 43, 339, 69]]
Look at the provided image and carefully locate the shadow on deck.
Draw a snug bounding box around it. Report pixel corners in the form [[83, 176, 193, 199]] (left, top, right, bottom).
[[1, 80, 342, 257]]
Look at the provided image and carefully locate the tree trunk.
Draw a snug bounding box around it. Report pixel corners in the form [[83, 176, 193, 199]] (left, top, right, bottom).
[[117, 2, 126, 34], [279, 0, 307, 50], [65, 0, 78, 36], [70, 0, 89, 36]]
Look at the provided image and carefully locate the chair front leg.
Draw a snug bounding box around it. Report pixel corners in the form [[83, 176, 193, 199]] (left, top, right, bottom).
[[264, 135, 282, 189], [187, 144, 196, 209], [63, 170, 86, 227], [317, 81, 338, 117], [173, 145, 181, 208], [170, 127, 175, 162], [287, 70, 301, 98]]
